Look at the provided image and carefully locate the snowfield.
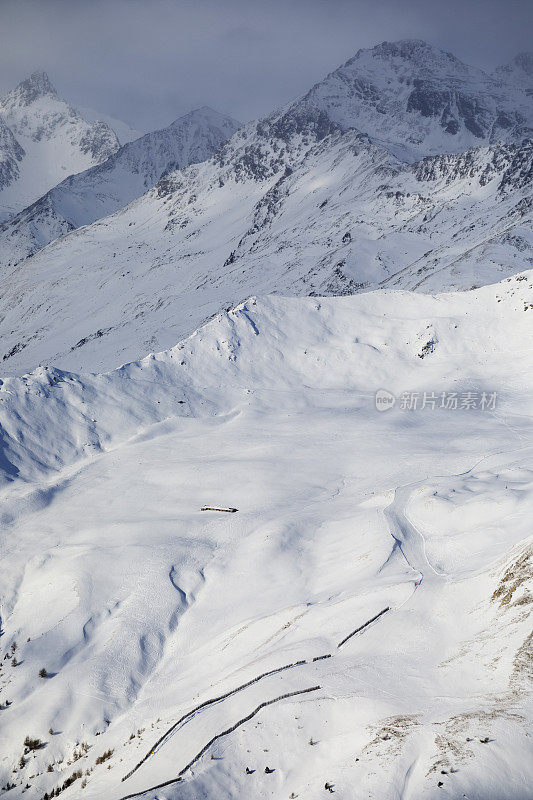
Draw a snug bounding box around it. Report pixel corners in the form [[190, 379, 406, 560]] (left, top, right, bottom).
[[0, 274, 531, 800]]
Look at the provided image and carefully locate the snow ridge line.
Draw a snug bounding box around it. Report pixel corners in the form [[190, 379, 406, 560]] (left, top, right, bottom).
[[337, 607, 390, 648], [122, 659, 329, 782], [116, 685, 321, 800]]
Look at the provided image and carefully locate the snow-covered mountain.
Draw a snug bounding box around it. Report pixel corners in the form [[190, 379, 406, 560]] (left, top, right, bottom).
[[299, 39, 533, 161], [0, 40, 531, 376], [0, 107, 240, 267], [0, 125, 530, 375], [0, 72, 122, 216], [2, 40, 532, 267], [0, 274, 531, 800]]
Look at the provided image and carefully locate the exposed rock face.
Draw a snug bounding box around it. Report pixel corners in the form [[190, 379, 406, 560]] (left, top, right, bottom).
[[0, 117, 24, 192]]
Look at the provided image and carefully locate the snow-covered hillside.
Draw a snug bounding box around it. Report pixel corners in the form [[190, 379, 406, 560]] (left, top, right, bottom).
[[0, 274, 531, 800], [0, 72, 121, 216], [0, 107, 240, 267]]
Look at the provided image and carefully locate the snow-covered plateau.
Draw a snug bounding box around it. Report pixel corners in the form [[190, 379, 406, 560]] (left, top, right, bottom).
[[0, 273, 532, 800]]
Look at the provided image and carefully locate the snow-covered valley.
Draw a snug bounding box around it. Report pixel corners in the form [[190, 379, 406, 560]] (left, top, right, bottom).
[[0, 274, 532, 799]]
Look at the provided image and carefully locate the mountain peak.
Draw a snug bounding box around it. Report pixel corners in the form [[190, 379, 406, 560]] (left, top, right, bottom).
[[295, 39, 532, 161], [346, 38, 465, 72], [171, 106, 240, 125], [4, 71, 57, 107]]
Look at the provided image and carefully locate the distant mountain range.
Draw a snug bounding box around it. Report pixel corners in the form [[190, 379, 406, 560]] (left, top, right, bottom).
[[0, 41, 531, 375]]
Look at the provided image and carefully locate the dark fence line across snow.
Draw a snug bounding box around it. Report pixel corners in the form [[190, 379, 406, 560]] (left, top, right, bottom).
[[117, 685, 321, 800], [337, 607, 390, 648], [122, 658, 327, 782], [119, 605, 390, 794]]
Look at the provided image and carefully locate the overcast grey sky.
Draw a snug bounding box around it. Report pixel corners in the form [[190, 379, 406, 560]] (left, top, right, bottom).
[[0, 0, 531, 132]]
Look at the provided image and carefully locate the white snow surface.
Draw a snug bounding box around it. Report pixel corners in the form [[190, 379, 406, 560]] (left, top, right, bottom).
[[0, 273, 532, 800]]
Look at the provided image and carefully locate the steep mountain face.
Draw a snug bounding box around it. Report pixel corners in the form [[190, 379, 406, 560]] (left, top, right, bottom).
[[295, 40, 533, 161], [0, 107, 240, 267], [0, 117, 24, 221], [0, 71, 121, 216]]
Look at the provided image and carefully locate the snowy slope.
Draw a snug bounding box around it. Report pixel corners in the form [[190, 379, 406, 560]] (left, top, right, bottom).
[[0, 127, 530, 376], [0, 107, 240, 267], [0, 72, 120, 216], [0, 274, 531, 800]]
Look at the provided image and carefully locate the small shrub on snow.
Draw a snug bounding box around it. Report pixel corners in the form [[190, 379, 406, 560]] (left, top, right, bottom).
[[24, 736, 43, 752], [95, 749, 113, 765]]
